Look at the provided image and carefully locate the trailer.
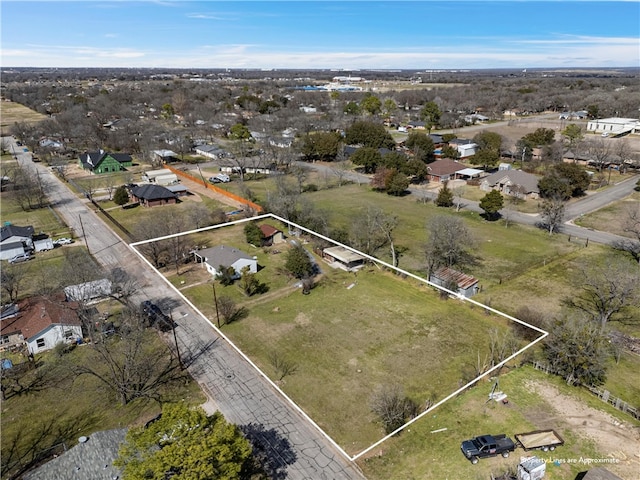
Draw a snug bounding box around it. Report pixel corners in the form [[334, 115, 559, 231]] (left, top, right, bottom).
[[515, 430, 564, 452]]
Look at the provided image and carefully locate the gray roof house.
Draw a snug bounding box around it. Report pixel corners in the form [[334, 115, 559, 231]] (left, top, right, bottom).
[[193, 245, 258, 278], [23, 428, 127, 480], [480, 170, 540, 199], [1, 225, 35, 260]]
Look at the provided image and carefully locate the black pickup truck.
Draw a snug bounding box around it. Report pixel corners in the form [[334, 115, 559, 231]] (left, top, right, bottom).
[[460, 434, 516, 464]]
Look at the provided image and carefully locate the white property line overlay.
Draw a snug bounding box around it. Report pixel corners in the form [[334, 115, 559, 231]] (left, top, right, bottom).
[[129, 213, 548, 463]]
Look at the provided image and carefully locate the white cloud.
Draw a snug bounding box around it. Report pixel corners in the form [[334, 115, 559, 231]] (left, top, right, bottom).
[[3, 38, 638, 69]]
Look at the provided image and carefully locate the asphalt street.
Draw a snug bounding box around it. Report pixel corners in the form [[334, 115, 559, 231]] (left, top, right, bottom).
[[7, 138, 365, 480]]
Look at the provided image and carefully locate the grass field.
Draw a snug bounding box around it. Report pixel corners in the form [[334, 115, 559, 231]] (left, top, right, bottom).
[[0, 101, 47, 133], [150, 219, 534, 454], [357, 365, 637, 480]]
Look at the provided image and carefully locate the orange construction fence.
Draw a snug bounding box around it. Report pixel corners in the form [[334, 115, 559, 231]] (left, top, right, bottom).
[[163, 164, 263, 213]]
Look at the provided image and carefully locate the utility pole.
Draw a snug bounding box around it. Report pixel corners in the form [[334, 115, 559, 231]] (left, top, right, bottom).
[[78, 214, 89, 254], [212, 282, 221, 329], [169, 312, 184, 370]]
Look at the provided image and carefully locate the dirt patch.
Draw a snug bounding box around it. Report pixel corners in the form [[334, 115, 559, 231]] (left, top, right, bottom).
[[526, 380, 640, 478]]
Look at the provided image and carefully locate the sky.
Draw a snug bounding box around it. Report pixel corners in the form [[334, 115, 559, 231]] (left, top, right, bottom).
[[1, 1, 639, 70]]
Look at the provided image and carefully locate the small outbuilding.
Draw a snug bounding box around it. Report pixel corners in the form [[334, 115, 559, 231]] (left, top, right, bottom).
[[429, 266, 479, 298], [322, 246, 366, 271], [259, 224, 285, 246]]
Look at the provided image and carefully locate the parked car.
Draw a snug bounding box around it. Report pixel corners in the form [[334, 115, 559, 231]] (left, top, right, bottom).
[[140, 300, 174, 331], [54, 237, 74, 246], [8, 253, 33, 264], [209, 173, 230, 183]]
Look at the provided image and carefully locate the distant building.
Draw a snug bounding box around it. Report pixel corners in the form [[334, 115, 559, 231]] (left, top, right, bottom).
[[322, 246, 366, 271], [586, 117, 640, 136]]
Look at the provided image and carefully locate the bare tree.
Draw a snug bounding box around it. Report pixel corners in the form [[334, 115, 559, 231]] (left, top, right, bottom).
[[564, 256, 640, 332], [539, 196, 566, 235], [424, 215, 475, 276], [290, 164, 309, 194], [71, 311, 186, 405], [370, 384, 418, 434], [269, 352, 298, 381], [216, 295, 242, 325], [613, 204, 640, 263], [585, 137, 612, 172], [452, 185, 466, 212], [331, 159, 352, 187], [11, 164, 48, 211], [0, 264, 30, 303], [349, 206, 393, 258]]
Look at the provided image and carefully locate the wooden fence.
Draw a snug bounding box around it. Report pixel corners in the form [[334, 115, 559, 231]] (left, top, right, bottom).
[[531, 361, 639, 420], [162, 164, 263, 213]]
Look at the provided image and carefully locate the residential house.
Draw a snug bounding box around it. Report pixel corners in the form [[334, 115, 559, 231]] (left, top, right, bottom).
[[426, 159, 467, 183], [0, 224, 34, 260], [259, 224, 285, 246], [429, 266, 479, 298], [0, 295, 82, 354], [152, 149, 178, 163], [480, 169, 541, 199], [464, 114, 489, 124], [322, 246, 366, 271], [64, 279, 112, 303], [454, 167, 484, 181], [129, 184, 178, 207], [39, 138, 64, 149], [559, 111, 588, 120], [79, 150, 133, 174], [193, 245, 257, 278], [22, 428, 127, 480], [194, 144, 230, 160]]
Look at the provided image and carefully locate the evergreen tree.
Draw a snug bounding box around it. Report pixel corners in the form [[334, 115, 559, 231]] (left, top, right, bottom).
[[435, 181, 454, 207], [284, 244, 314, 279], [115, 403, 253, 480], [113, 185, 130, 206], [244, 222, 264, 246], [479, 190, 504, 220]]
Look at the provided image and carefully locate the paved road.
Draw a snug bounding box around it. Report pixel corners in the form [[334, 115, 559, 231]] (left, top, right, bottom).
[[7, 138, 364, 480]]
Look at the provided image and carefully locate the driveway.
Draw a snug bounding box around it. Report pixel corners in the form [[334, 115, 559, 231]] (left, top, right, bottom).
[[6, 138, 365, 480]]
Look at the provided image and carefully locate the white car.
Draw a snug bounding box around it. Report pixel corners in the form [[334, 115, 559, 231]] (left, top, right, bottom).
[[54, 237, 74, 245]]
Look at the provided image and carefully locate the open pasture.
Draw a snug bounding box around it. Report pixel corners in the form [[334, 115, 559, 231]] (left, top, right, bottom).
[[148, 217, 539, 455]]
